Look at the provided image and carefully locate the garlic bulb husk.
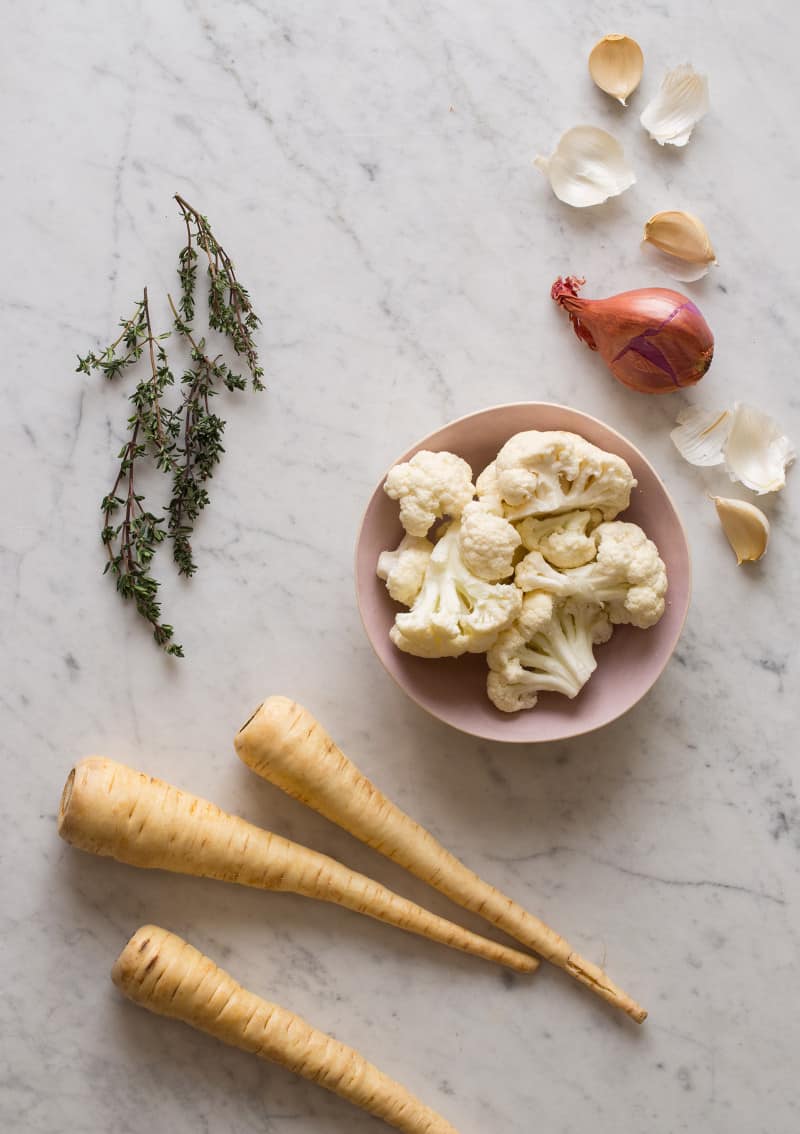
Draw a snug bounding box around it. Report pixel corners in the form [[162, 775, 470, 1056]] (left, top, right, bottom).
[[710, 496, 770, 564], [534, 126, 636, 207], [723, 403, 796, 493], [640, 64, 709, 146], [671, 402, 795, 493], [588, 34, 644, 105], [642, 211, 716, 281], [670, 406, 730, 466]]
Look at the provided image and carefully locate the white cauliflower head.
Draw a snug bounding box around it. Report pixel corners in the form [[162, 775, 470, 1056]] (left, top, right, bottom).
[[515, 521, 667, 629], [458, 501, 522, 581], [384, 450, 475, 536], [390, 520, 522, 658], [493, 431, 636, 522], [376, 534, 434, 606], [517, 509, 603, 568], [487, 592, 613, 713]]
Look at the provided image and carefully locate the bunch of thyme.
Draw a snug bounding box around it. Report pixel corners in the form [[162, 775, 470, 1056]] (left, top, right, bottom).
[[76, 197, 265, 655]]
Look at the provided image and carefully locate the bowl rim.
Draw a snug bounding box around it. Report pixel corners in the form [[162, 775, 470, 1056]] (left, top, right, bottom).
[[355, 401, 692, 743]]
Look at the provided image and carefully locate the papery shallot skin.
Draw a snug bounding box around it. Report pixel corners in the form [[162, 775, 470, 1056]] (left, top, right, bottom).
[[551, 276, 714, 393]]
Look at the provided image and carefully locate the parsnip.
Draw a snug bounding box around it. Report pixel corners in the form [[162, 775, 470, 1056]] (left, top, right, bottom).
[[59, 757, 536, 973], [113, 925, 460, 1134], [235, 697, 646, 1022]]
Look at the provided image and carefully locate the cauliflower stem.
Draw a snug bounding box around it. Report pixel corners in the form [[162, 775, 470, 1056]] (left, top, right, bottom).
[[487, 593, 612, 712]]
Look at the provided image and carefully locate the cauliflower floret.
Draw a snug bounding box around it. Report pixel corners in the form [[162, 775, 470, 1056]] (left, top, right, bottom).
[[515, 521, 667, 629], [384, 450, 475, 536], [587, 522, 667, 628], [390, 520, 522, 658], [487, 592, 613, 713], [377, 534, 435, 605], [458, 501, 522, 581], [475, 461, 504, 515], [493, 431, 636, 522], [517, 509, 603, 568]]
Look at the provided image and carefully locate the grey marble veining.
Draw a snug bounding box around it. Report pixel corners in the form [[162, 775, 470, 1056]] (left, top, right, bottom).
[[1, 1, 798, 1132]]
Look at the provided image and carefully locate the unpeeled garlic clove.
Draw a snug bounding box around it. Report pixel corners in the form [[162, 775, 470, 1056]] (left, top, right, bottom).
[[710, 496, 770, 564], [588, 34, 644, 105], [534, 126, 636, 208], [640, 64, 709, 146], [642, 210, 716, 281]]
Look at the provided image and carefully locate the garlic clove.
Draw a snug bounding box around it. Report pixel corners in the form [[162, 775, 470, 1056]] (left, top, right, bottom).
[[710, 496, 770, 564], [644, 210, 715, 263], [642, 211, 716, 281], [723, 402, 796, 494], [588, 34, 644, 105], [640, 64, 709, 146], [534, 126, 636, 208], [670, 405, 731, 466]]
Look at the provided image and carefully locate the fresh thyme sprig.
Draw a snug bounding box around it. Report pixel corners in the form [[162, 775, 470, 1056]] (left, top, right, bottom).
[[174, 194, 265, 390], [77, 196, 265, 656], [76, 299, 148, 381], [166, 294, 247, 576], [79, 288, 183, 656]]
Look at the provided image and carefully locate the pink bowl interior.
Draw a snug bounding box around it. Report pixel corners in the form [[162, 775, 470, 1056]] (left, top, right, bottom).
[[355, 403, 691, 743]]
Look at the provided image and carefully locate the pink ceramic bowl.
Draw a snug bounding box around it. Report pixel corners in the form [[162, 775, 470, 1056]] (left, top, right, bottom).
[[356, 403, 691, 743]]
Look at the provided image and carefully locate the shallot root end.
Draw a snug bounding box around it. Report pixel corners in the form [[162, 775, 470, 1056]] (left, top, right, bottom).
[[550, 276, 598, 350]]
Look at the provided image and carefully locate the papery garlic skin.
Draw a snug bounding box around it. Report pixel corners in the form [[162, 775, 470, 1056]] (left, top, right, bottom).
[[534, 126, 635, 208], [723, 403, 796, 494], [671, 402, 795, 493], [642, 211, 716, 281], [710, 496, 770, 564], [588, 35, 644, 105], [640, 64, 709, 146], [670, 406, 730, 466]]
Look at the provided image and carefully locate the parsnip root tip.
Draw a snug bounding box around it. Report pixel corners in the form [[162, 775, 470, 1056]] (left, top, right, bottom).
[[565, 954, 647, 1023]]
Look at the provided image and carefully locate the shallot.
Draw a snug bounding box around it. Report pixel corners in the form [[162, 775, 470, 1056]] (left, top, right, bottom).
[[551, 276, 714, 393]]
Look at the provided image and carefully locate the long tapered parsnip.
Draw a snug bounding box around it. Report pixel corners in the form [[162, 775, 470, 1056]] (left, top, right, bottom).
[[113, 925, 460, 1134], [59, 757, 536, 973], [235, 697, 647, 1023]]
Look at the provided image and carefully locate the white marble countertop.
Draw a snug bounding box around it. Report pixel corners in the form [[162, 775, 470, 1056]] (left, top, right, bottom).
[[3, 2, 799, 1131]]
